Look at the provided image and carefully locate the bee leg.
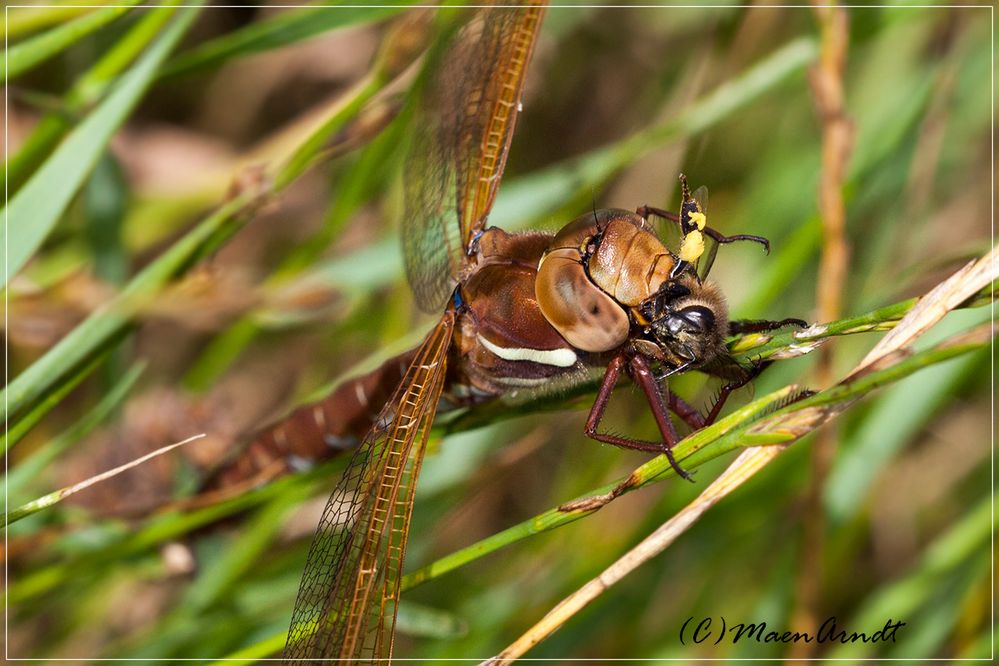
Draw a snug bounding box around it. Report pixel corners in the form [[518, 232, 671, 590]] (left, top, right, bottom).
[[636, 204, 680, 223], [729, 318, 808, 335], [704, 383, 737, 427], [636, 204, 699, 238], [667, 392, 706, 430], [703, 360, 772, 425], [701, 227, 771, 254], [637, 204, 770, 255]]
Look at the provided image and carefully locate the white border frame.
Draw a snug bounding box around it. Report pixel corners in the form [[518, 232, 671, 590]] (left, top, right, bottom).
[[3, 3, 996, 662]]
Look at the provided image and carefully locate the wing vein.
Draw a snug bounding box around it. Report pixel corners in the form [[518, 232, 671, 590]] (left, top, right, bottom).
[[283, 313, 454, 663], [403, 2, 547, 312]]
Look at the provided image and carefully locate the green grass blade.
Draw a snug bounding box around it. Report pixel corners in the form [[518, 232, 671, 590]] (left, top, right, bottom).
[[396, 601, 467, 639], [3, 193, 249, 435], [825, 493, 993, 659], [160, 2, 410, 80], [7, 463, 334, 604], [5, 2, 412, 442], [224, 385, 804, 662], [5, 1, 118, 41], [272, 74, 387, 190], [824, 310, 989, 521], [182, 487, 310, 613], [5, 433, 203, 526], [405, 386, 803, 591], [490, 37, 817, 229], [2, 1, 141, 80], [83, 152, 129, 283], [2, 350, 109, 454], [181, 72, 393, 385], [3, 2, 183, 192], [186, 34, 819, 390], [207, 633, 285, 666], [398, 325, 989, 594], [3, 362, 145, 500], [2, 5, 202, 285]]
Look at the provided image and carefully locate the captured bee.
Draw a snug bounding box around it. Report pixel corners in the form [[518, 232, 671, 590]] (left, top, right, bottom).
[[533, 174, 805, 478]]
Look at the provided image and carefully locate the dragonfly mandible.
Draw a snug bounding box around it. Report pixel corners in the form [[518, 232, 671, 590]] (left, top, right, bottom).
[[264, 2, 805, 661]]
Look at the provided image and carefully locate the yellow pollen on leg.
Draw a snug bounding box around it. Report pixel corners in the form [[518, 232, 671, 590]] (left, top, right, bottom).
[[679, 230, 705, 262], [688, 211, 707, 230]]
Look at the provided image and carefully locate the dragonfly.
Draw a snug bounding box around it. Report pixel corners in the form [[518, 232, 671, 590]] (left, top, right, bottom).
[[262, 2, 805, 661]]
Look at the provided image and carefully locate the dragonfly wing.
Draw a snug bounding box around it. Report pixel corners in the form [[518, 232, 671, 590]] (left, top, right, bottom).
[[283, 313, 454, 662], [403, 2, 547, 312]]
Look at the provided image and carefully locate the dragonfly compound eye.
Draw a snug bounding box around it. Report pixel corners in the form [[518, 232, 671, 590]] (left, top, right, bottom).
[[536, 247, 629, 352]]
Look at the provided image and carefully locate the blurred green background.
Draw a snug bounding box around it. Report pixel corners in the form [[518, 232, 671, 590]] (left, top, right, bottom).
[[4, 1, 992, 661]]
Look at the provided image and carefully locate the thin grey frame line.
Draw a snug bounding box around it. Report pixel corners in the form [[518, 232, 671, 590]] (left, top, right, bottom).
[[3, 2, 994, 663]]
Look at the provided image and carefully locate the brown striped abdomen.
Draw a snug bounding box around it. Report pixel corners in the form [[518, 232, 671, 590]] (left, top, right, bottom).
[[205, 348, 418, 492]]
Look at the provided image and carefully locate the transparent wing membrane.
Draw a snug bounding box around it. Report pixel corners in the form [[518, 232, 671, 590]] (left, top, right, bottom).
[[689, 186, 719, 280], [403, 2, 546, 311], [284, 3, 548, 661], [283, 314, 454, 662]]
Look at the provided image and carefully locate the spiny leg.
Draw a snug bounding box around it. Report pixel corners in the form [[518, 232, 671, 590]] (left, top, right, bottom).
[[627, 355, 693, 482], [583, 354, 666, 455], [588, 356, 708, 432], [702, 228, 770, 254], [667, 392, 706, 430], [560, 355, 650, 513], [563, 354, 694, 513], [582, 354, 694, 477], [729, 318, 808, 335], [636, 204, 681, 225], [636, 204, 771, 254], [702, 319, 807, 424], [703, 360, 772, 426]]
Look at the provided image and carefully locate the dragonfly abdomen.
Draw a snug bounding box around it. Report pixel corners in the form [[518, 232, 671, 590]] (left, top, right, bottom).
[[205, 348, 419, 492]]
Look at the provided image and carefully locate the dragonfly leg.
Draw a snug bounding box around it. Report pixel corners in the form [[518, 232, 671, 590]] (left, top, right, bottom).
[[582, 353, 693, 480], [584, 355, 673, 454], [628, 354, 694, 482], [563, 354, 695, 513]]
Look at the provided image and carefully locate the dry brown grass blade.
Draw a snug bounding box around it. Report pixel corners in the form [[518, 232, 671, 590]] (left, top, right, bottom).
[[797, 2, 853, 647], [4, 433, 206, 526], [856, 245, 998, 370], [482, 445, 788, 665]]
